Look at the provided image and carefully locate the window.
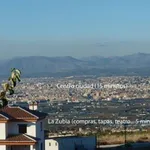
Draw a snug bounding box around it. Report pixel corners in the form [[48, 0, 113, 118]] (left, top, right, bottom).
[[40, 122, 43, 131], [18, 124, 27, 133], [49, 142, 51, 146]]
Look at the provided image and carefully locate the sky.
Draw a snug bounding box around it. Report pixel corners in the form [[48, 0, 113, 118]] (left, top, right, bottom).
[[0, 0, 150, 59]]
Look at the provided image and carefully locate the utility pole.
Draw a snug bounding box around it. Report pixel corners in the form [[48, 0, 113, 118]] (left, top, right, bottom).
[[124, 123, 127, 145], [124, 103, 128, 148]]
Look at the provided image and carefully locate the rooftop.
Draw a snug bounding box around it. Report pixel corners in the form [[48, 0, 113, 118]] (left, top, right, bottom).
[[0, 134, 39, 145], [0, 105, 47, 121]]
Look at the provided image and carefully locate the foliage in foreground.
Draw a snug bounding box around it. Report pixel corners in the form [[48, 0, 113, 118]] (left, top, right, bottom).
[[0, 68, 21, 108]]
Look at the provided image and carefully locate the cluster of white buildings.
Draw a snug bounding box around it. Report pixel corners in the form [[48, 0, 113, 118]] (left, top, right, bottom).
[[0, 102, 96, 150]]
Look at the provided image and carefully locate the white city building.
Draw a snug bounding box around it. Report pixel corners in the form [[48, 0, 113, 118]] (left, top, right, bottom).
[[45, 136, 96, 150], [0, 103, 47, 150]]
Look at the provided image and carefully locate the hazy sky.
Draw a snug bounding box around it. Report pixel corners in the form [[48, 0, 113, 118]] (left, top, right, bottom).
[[0, 0, 150, 59]]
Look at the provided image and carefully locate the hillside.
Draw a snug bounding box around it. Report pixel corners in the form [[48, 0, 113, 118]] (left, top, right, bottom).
[[0, 53, 150, 77]]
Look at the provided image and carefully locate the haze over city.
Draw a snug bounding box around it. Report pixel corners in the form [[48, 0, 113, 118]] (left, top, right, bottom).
[[1, 0, 150, 59], [2, 1, 150, 150]]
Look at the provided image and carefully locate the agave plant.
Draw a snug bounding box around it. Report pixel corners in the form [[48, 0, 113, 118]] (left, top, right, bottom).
[[0, 68, 21, 108]]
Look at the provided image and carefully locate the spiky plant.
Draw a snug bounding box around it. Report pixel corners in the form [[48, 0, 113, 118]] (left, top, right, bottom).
[[0, 68, 21, 108]]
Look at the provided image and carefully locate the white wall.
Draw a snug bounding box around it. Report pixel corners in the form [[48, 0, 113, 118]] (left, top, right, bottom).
[[45, 139, 59, 150], [0, 145, 6, 150], [7, 120, 45, 138], [27, 122, 36, 137], [5, 120, 45, 150], [0, 123, 6, 139], [45, 136, 96, 150], [7, 120, 46, 150], [29, 105, 38, 111], [7, 122, 36, 137]]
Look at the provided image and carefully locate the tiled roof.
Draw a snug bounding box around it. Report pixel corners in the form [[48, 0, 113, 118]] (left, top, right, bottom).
[[0, 134, 40, 145], [0, 111, 12, 119], [6, 134, 37, 142], [0, 134, 40, 143], [22, 106, 48, 118], [0, 105, 47, 121], [0, 113, 8, 120]]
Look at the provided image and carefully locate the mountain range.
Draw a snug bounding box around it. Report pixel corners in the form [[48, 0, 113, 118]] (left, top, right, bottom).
[[0, 53, 150, 77]]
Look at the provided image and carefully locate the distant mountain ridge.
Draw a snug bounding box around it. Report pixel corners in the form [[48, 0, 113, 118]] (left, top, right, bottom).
[[0, 53, 150, 77]]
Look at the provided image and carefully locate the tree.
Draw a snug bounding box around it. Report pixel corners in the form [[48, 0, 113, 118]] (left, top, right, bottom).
[[0, 68, 21, 108]]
